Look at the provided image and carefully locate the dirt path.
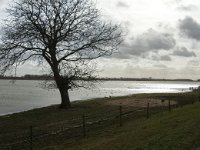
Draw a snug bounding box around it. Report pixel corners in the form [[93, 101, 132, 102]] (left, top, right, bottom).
[[105, 97, 177, 108]]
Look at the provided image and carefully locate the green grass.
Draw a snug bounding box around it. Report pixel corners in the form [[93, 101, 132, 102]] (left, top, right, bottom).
[[0, 92, 200, 149], [58, 103, 200, 150]]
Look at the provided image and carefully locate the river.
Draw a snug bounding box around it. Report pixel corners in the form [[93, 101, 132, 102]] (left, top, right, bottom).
[[0, 79, 199, 116]]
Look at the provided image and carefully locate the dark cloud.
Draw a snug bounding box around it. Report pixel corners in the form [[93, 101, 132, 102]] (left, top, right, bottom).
[[116, 1, 129, 8], [179, 16, 200, 41], [134, 29, 175, 52], [152, 55, 172, 61], [173, 47, 196, 57], [153, 64, 168, 68], [118, 29, 176, 57], [160, 55, 172, 61], [177, 5, 197, 11], [111, 52, 131, 59]]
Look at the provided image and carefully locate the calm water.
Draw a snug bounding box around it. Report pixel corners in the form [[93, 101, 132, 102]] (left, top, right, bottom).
[[0, 79, 200, 116]]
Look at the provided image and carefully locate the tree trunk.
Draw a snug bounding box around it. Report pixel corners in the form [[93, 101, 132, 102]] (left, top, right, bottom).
[[58, 87, 71, 109], [51, 64, 71, 109]]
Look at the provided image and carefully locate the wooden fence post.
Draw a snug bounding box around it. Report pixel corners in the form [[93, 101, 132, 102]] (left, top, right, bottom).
[[192, 94, 194, 104], [147, 102, 149, 119], [30, 125, 33, 150], [82, 114, 86, 137], [168, 97, 171, 112], [119, 105, 122, 127]]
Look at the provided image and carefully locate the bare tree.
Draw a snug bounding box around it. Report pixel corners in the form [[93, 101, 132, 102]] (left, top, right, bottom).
[[0, 0, 122, 108]]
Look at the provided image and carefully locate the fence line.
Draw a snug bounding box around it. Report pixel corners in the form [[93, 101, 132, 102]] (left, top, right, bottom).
[[0, 108, 148, 149], [0, 94, 198, 149]]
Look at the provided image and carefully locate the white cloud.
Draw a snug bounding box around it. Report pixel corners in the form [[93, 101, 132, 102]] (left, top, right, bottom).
[[1, 0, 200, 79], [177, 5, 197, 11]]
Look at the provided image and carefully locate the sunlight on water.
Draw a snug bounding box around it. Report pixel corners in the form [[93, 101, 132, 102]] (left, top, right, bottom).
[[0, 80, 199, 115]]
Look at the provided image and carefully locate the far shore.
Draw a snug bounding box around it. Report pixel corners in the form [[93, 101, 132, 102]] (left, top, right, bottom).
[[0, 76, 198, 82]]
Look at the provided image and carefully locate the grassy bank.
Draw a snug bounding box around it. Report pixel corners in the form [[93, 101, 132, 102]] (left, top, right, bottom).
[[68, 103, 200, 150], [0, 91, 200, 149]]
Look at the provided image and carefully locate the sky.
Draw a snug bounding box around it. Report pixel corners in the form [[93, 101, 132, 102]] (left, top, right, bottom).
[[1, 0, 200, 79]]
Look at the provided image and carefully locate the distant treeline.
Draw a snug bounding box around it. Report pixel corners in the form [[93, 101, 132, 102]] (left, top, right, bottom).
[[0, 74, 53, 80], [97, 77, 195, 82], [0, 74, 198, 82]]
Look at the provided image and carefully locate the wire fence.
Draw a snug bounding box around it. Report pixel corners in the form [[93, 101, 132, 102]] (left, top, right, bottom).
[[0, 94, 199, 150]]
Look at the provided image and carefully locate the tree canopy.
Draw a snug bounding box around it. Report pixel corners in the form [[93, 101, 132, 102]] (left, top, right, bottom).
[[0, 0, 123, 108]]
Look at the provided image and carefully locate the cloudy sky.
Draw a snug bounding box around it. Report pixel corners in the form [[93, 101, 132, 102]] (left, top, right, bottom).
[[1, 0, 200, 79]]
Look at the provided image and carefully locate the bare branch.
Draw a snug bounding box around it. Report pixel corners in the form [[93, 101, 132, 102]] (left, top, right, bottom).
[[0, 0, 123, 108]]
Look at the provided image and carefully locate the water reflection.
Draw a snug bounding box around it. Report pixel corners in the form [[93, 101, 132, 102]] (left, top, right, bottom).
[[0, 80, 199, 115]]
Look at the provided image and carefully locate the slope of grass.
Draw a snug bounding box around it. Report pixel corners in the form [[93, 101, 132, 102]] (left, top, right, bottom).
[[0, 92, 200, 149], [57, 103, 200, 150]]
